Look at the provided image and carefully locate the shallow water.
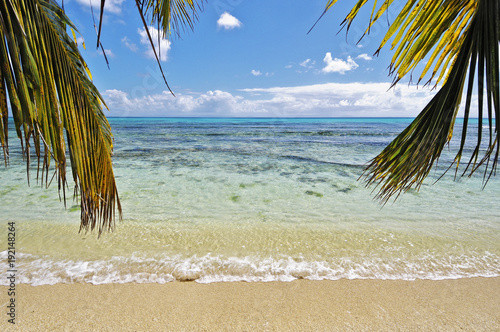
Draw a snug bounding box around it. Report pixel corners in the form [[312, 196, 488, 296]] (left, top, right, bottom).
[[1, 118, 499, 284]]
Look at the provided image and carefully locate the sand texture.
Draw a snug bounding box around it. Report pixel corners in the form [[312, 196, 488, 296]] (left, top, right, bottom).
[[2, 278, 500, 331]]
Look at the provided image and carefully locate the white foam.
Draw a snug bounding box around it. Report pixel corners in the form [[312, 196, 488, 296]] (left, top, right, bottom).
[[1, 251, 499, 286]]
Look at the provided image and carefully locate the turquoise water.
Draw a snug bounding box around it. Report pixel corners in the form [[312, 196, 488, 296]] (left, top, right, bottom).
[[1, 117, 499, 284]]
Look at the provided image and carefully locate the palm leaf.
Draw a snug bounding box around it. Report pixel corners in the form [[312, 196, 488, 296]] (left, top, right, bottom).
[[0, 0, 121, 235], [323, 0, 498, 201], [96, 0, 204, 95], [137, 0, 204, 95]]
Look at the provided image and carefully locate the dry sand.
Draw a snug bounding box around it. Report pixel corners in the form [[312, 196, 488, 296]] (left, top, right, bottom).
[[2, 277, 500, 331]]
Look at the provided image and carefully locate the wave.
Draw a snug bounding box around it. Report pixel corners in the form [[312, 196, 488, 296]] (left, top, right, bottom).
[[1, 251, 498, 286]]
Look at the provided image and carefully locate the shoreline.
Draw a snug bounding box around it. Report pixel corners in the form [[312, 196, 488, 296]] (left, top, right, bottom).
[[2, 277, 499, 331]]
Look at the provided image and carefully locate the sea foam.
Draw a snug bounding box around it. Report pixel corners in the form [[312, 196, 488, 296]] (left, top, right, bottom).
[[1, 251, 499, 286]]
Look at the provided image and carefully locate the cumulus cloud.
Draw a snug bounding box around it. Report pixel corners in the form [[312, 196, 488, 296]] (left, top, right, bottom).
[[356, 53, 372, 61], [75, 0, 124, 14], [322, 53, 359, 74], [122, 36, 138, 52], [138, 27, 171, 61], [104, 82, 438, 118], [217, 12, 242, 30]]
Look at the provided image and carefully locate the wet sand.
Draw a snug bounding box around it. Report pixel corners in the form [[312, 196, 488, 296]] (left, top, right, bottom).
[[2, 277, 499, 331]]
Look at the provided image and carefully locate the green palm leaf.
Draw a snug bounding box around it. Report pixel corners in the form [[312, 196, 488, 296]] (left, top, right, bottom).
[[0, 0, 121, 235]]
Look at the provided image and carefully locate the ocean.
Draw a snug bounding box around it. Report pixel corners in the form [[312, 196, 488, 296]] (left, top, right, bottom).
[[1, 117, 499, 285]]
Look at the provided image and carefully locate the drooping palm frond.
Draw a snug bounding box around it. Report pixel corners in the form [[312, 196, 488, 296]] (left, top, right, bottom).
[[96, 0, 204, 95], [323, 0, 499, 202], [0, 0, 121, 235], [136, 0, 204, 95], [326, 0, 479, 87], [141, 0, 204, 38]]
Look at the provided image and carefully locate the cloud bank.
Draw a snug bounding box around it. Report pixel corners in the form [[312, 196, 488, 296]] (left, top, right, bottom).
[[104, 82, 438, 118]]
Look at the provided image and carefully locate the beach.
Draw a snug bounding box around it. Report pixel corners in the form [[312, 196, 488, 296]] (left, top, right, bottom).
[[2, 277, 500, 331]]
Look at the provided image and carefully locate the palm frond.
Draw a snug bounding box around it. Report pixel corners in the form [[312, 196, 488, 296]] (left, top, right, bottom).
[[0, 0, 121, 235], [323, 0, 498, 201], [142, 0, 203, 38], [96, 0, 204, 95], [137, 0, 204, 95], [326, 0, 478, 87]]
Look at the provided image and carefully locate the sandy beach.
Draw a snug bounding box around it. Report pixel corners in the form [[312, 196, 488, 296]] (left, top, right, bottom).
[[2, 277, 499, 331]]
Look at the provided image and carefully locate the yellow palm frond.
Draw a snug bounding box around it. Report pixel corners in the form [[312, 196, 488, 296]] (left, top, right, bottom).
[[323, 0, 499, 201], [327, 0, 478, 86], [0, 0, 121, 235]]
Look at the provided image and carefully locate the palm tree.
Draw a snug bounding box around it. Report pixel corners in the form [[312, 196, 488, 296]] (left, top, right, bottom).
[[0, 0, 121, 235]]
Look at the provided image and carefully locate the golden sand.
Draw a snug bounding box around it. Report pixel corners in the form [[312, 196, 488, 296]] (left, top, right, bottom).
[[2, 278, 500, 331]]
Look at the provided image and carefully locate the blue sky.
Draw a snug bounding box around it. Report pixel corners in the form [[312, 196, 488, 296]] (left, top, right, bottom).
[[64, 0, 441, 117]]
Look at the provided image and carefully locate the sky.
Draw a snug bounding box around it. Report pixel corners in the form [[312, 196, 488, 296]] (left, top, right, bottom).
[[62, 0, 444, 118]]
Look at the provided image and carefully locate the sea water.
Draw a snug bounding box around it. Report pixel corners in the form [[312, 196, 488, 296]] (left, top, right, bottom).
[[1, 117, 499, 285]]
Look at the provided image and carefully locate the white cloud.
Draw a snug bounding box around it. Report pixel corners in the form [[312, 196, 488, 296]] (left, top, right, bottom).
[[105, 89, 133, 107], [121, 36, 138, 52], [356, 53, 372, 61], [322, 53, 358, 74], [239, 83, 434, 117], [105, 89, 265, 117], [98, 48, 115, 58], [104, 82, 437, 118], [217, 12, 242, 30], [299, 59, 316, 71], [75, 0, 124, 14], [138, 27, 171, 62], [300, 59, 311, 67], [103, 49, 115, 58], [251, 69, 273, 77]]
